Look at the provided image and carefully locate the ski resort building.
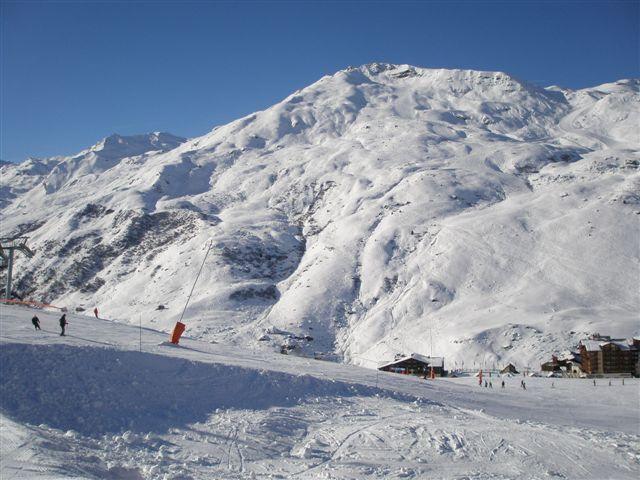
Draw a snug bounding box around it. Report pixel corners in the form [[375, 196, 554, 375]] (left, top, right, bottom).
[[378, 353, 445, 377], [540, 354, 583, 376], [500, 363, 519, 375], [578, 337, 640, 376]]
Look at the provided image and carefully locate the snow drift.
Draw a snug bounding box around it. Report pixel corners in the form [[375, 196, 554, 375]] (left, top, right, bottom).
[[0, 343, 388, 435]]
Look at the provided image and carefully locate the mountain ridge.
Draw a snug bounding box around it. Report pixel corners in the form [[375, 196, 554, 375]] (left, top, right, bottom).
[[1, 64, 638, 369]]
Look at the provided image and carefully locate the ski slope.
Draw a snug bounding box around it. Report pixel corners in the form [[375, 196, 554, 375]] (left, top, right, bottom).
[[1, 305, 638, 479]]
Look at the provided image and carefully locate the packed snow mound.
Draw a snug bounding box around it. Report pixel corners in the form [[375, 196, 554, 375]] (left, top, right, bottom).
[[1, 64, 638, 369], [0, 343, 384, 435]]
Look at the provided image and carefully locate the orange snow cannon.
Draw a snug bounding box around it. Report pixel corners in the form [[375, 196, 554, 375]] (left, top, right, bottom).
[[170, 321, 186, 344]]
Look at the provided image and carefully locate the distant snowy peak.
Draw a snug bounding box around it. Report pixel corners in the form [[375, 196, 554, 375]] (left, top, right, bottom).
[[37, 132, 187, 194], [0, 157, 60, 174], [0, 157, 64, 208], [0, 132, 186, 204], [89, 132, 186, 158]]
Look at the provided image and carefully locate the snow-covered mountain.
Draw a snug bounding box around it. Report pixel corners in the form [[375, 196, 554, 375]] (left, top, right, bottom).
[[1, 64, 638, 368]]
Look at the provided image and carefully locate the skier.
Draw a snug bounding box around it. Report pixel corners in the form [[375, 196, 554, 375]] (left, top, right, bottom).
[[593, 379, 596, 387], [93, 307, 99, 319], [489, 381, 493, 388], [31, 315, 41, 331], [501, 380, 505, 389], [59, 314, 67, 336], [522, 381, 526, 390]]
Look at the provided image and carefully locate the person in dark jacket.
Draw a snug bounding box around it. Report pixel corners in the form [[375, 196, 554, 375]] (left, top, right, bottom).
[[31, 315, 41, 331], [59, 314, 67, 336]]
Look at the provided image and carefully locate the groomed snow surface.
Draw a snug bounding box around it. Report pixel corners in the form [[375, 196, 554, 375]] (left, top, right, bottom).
[[1, 305, 638, 479]]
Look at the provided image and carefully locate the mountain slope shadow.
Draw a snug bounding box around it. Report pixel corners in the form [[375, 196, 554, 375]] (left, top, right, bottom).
[[0, 343, 395, 436]]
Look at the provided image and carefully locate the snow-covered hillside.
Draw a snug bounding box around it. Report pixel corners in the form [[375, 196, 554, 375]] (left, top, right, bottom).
[[0, 64, 638, 368], [1, 305, 638, 479]]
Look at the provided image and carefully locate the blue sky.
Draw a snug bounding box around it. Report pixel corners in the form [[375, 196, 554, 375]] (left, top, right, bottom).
[[1, 0, 638, 162]]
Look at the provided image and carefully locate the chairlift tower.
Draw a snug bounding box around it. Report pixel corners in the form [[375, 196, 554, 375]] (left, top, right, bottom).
[[0, 237, 35, 299]]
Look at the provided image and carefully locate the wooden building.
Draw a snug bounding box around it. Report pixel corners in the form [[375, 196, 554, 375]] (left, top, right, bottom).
[[540, 353, 582, 375], [500, 363, 519, 375], [378, 353, 445, 377], [579, 337, 639, 375]]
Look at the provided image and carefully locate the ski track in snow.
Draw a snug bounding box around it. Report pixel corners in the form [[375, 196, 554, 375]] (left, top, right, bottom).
[[1, 306, 639, 479]]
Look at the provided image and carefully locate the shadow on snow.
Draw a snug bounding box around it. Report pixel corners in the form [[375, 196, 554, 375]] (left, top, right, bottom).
[[0, 343, 396, 436]]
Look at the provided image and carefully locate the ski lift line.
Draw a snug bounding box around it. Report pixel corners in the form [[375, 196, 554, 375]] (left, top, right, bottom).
[[0, 237, 35, 300], [0, 298, 63, 310], [178, 241, 213, 325]]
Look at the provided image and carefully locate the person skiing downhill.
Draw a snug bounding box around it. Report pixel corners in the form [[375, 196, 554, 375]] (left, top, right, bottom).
[[93, 307, 99, 319], [59, 314, 67, 336], [31, 315, 41, 331]]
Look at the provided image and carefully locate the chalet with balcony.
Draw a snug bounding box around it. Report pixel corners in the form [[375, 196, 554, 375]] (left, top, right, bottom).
[[378, 353, 445, 377]]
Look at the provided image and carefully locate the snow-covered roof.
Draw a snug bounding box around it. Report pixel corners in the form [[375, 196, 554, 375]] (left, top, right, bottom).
[[581, 340, 602, 352], [580, 339, 633, 352], [606, 341, 631, 351], [558, 351, 576, 361], [379, 353, 444, 369]]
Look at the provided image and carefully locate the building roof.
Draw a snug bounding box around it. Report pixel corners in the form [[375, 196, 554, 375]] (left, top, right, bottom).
[[603, 341, 631, 350], [581, 340, 603, 352], [580, 339, 633, 352], [379, 353, 444, 369], [558, 352, 576, 361]]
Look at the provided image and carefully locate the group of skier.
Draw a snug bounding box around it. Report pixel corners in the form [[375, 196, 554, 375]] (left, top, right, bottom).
[[30, 307, 98, 336], [482, 379, 508, 389], [31, 314, 68, 336], [480, 376, 525, 390]]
